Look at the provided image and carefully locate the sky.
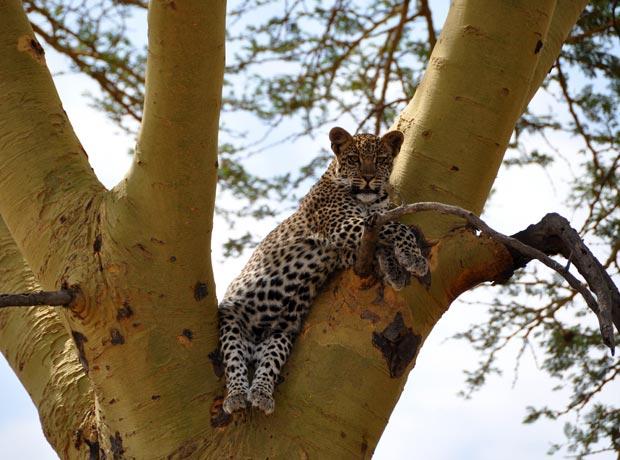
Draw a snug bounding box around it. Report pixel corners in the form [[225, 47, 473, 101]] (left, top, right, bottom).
[[0, 2, 618, 459]]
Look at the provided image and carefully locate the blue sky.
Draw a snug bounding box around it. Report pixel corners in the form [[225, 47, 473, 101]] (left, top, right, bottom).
[[0, 1, 618, 459]]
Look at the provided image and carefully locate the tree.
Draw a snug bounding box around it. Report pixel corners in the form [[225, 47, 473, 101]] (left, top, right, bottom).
[[0, 0, 617, 458]]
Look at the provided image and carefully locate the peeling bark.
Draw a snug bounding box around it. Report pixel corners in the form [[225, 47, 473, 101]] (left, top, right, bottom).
[[372, 312, 421, 378]]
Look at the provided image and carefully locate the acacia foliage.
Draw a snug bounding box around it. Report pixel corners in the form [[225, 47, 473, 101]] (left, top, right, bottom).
[[26, 0, 619, 456]]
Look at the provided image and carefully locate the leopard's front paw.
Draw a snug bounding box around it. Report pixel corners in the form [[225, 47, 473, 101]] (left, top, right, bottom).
[[248, 387, 275, 415], [394, 244, 429, 278], [223, 389, 249, 414], [377, 247, 410, 291]]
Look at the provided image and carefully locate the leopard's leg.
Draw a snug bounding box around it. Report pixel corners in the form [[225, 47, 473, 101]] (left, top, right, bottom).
[[327, 216, 366, 255], [219, 309, 253, 414], [379, 222, 428, 277], [249, 332, 294, 415]]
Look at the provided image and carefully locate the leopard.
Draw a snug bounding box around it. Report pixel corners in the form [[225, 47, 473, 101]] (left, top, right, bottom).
[[218, 126, 429, 415]]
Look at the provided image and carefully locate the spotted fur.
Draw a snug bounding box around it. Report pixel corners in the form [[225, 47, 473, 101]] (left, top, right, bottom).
[[218, 127, 429, 414]]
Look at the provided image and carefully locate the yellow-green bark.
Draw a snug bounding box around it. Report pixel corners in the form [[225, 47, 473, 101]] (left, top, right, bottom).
[[522, 0, 591, 113], [391, 0, 556, 236], [119, 0, 224, 247], [0, 0, 104, 282], [0, 0, 589, 458], [0, 0, 224, 455], [200, 229, 513, 458], [0, 217, 95, 459]]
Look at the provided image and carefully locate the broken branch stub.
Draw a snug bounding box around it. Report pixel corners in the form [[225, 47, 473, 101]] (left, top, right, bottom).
[[354, 202, 618, 354], [510, 212, 620, 341], [0, 289, 74, 308]]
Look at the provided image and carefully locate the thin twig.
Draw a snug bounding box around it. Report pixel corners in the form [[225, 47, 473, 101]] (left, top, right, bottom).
[[0, 290, 74, 308], [556, 61, 601, 171], [564, 18, 617, 43], [375, 0, 410, 134]]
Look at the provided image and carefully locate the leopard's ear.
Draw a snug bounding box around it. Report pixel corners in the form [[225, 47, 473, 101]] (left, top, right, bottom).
[[329, 127, 353, 156], [381, 130, 404, 157]]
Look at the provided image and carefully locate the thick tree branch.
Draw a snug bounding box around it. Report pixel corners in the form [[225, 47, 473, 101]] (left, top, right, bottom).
[[118, 0, 226, 246], [391, 0, 557, 237], [355, 203, 618, 353], [0, 0, 104, 278], [25, 4, 228, 451], [520, 0, 591, 114], [0, 217, 96, 459], [0, 289, 73, 308]]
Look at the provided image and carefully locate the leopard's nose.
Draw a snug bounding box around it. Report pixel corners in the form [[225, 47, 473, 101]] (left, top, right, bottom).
[[362, 175, 374, 184]]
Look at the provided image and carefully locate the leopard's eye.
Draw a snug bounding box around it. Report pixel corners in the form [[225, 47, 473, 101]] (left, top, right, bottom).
[[346, 156, 360, 166]]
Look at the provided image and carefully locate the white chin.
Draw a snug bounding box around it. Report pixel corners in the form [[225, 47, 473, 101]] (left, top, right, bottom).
[[356, 193, 377, 203]]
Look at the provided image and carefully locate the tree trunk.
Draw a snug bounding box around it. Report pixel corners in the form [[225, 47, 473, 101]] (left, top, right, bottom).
[[0, 0, 588, 458]]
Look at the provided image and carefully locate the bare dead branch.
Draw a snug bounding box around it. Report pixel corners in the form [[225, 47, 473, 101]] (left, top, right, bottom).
[[355, 202, 618, 353], [0, 289, 74, 308], [419, 0, 437, 51], [375, 0, 411, 134], [556, 61, 601, 171], [565, 18, 617, 43], [510, 213, 620, 336]]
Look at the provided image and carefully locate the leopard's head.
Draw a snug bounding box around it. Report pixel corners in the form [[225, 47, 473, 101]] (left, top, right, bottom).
[[329, 127, 404, 204]]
